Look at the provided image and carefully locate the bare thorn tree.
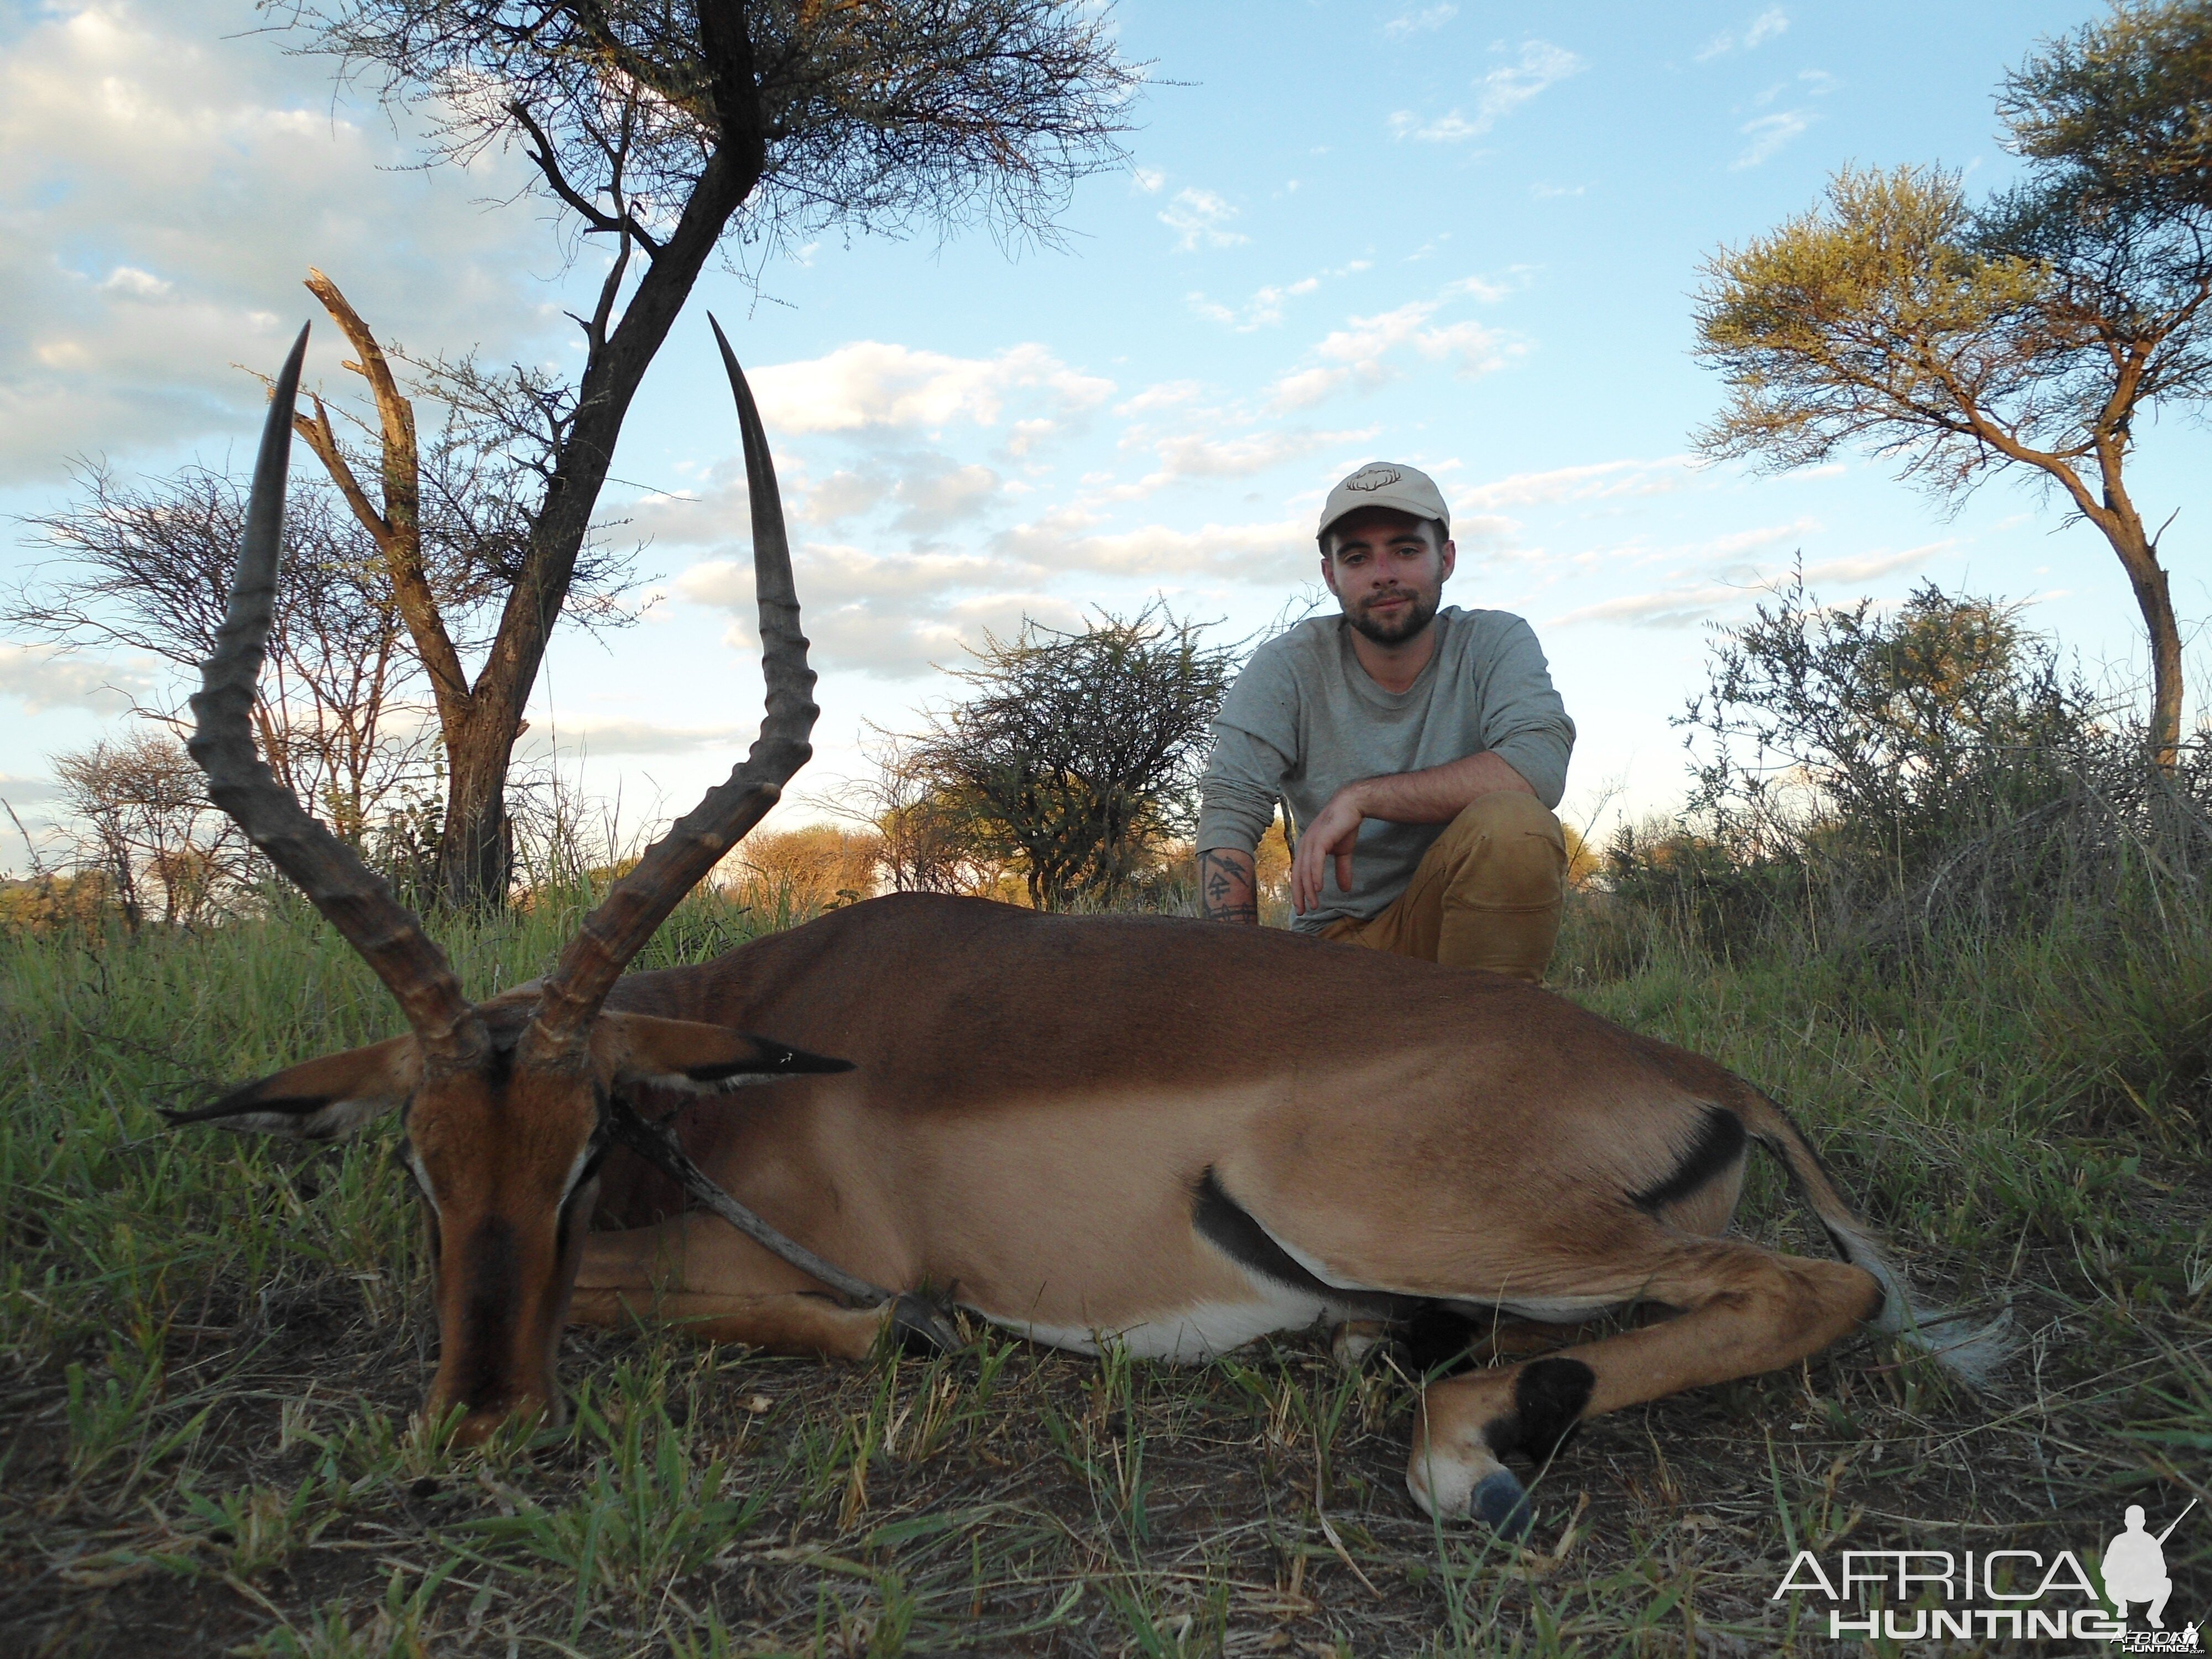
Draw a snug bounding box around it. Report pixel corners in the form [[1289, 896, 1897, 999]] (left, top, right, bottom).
[[275, 0, 1142, 906], [52, 731, 249, 928], [11, 465, 429, 838], [906, 606, 1239, 911]]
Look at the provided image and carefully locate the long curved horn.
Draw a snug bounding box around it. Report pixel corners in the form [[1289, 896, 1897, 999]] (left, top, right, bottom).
[[527, 317, 817, 1051], [188, 324, 486, 1067]]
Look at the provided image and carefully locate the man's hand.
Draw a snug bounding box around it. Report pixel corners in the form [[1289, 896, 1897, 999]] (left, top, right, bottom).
[[1291, 791, 1365, 915], [1197, 848, 1259, 924], [1291, 752, 1536, 915]]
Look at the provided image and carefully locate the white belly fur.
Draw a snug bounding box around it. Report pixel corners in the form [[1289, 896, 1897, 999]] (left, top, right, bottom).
[[987, 1281, 1355, 1363]]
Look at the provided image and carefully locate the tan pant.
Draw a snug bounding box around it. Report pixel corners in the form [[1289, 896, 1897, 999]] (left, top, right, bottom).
[[1319, 792, 1566, 982]]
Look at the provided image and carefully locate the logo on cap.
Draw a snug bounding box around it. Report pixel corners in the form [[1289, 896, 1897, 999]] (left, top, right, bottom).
[[1344, 465, 1402, 492]]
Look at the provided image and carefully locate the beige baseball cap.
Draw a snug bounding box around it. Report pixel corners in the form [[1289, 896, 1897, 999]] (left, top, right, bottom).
[[1317, 461, 1451, 542]]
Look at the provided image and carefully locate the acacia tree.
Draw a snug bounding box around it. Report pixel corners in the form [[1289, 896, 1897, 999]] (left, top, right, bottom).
[[280, 1, 1139, 906], [907, 607, 1238, 910], [13, 465, 432, 838], [52, 731, 248, 928], [830, 727, 1001, 895], [1691, 1, 2212, 769]]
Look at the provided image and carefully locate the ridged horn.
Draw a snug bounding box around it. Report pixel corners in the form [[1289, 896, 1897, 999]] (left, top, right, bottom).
[[188, 324, 486, 1067], [526, 316, 817, 1051]]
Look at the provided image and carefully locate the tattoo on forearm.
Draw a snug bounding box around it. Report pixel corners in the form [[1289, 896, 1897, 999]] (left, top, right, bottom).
[[1198, 849, 1259, 924]]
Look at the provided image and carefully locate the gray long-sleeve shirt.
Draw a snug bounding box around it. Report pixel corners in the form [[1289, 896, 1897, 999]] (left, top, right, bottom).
[[1195, 607, 1575, 934]]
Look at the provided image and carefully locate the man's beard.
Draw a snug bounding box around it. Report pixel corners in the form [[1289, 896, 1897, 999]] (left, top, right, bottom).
[[1345, 585, 1439, 645]]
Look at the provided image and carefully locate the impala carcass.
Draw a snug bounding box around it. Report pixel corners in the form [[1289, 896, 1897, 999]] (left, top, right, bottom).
[[174, 325, 2000, 1537]]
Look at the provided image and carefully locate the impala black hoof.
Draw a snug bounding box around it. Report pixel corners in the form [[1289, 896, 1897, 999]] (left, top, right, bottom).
[[1472, 1470, 1532, 1539], [889, 1293, 958, 1357]]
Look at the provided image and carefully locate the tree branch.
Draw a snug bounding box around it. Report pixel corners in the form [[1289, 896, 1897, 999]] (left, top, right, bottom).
[[508, 99, 665, 255], [299, 271, 474, 737]]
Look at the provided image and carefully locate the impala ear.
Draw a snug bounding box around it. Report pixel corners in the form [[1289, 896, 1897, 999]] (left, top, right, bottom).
[[598, 1013, 854, 1094], [165, 1035, 419, 1141]]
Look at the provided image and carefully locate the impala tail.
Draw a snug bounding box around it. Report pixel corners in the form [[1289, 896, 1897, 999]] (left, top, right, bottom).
[[1730, 1085, 2014, 1387]]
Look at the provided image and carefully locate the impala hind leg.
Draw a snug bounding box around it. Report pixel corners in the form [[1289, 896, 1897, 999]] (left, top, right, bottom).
[[1407, 1238, 1881, 1537], [1334, 1308, 1610, 1376], [571, 1215, 930, 1360]]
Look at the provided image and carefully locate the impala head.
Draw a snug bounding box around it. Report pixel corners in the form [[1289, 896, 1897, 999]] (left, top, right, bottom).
[[170, 319, 838, 1443]]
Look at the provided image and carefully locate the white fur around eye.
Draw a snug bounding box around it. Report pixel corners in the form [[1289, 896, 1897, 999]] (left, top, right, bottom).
[[406, 1147, 441, 1217], [559, 1140, 598, 1198]]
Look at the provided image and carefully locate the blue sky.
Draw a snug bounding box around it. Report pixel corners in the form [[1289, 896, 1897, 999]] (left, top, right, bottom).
[[3, 0, 2203, 871]]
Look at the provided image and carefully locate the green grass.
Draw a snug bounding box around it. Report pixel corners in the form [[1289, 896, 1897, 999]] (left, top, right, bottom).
[[3, 884, 2206, 1655]]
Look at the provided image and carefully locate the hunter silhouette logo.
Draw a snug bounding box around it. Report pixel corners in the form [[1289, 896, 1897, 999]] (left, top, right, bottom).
[[1768, 1496, 2198, 1646], [2106, 1501, 2189, 1631], [1343, 464, 1402, 492]]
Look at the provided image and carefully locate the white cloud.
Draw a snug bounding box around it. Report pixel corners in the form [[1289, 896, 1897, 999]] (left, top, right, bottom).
[[1148, 430, 1334, 481], [1550, 539, 1949, 630], [1384, 5, 1458, 39], [1159, 188, 1249, 252], [1115, 380, 1205, 416], [1460, 456, 1695, 511], [0, 0, 552, 483], [1131, 166, 1166, 194], [1801, 542, 1954, 585], [676, 541, 1075, 679], [991, 508, 1312, 585], [749, 341, 1113, 435], [1697, 7, 1789, 60], [776, 455, 1002, 534], [1267, 280, 1522, 410], [890, 462, 1000, 534], [1186, 260, 1375, 332], [1188, 275, 1321, 331], [1551, 585, 1739, 629], [1387, 39, 1583, 145], [704, 585, 1086, 681], [1475, 40, 1587, 127], [635, 427, 1020, 552], [1102, 425, 1373, 500], [677, 544, 1018, 613], [0, 645, 153, 714], [515, 718, 749, 761], [1389, 110, 1485, 144], [1732, 109, 1814, 169], [805, 468, 893, 525], [0, 774, 60, 805]]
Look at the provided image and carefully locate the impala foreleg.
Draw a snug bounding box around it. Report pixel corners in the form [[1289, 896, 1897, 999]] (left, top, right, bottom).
[[571, 1214, 928, 1361], [1407, 1239, 1882, 1537]]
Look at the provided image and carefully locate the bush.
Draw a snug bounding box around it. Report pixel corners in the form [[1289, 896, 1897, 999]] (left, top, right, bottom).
[[1564, 576, 2212, 1139]]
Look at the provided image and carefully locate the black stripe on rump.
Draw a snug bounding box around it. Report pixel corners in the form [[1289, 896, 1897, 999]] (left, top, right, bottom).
[[1192, 1167, 1334, 1294], [1629, 1105, 1746, 1215]]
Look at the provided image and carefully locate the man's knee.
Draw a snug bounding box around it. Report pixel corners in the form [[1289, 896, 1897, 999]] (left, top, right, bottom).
[[1439, 792, 1565, 910]]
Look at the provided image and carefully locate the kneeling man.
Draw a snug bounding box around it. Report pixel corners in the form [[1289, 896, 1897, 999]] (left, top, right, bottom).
[[1194, 462, 1575, 982]]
